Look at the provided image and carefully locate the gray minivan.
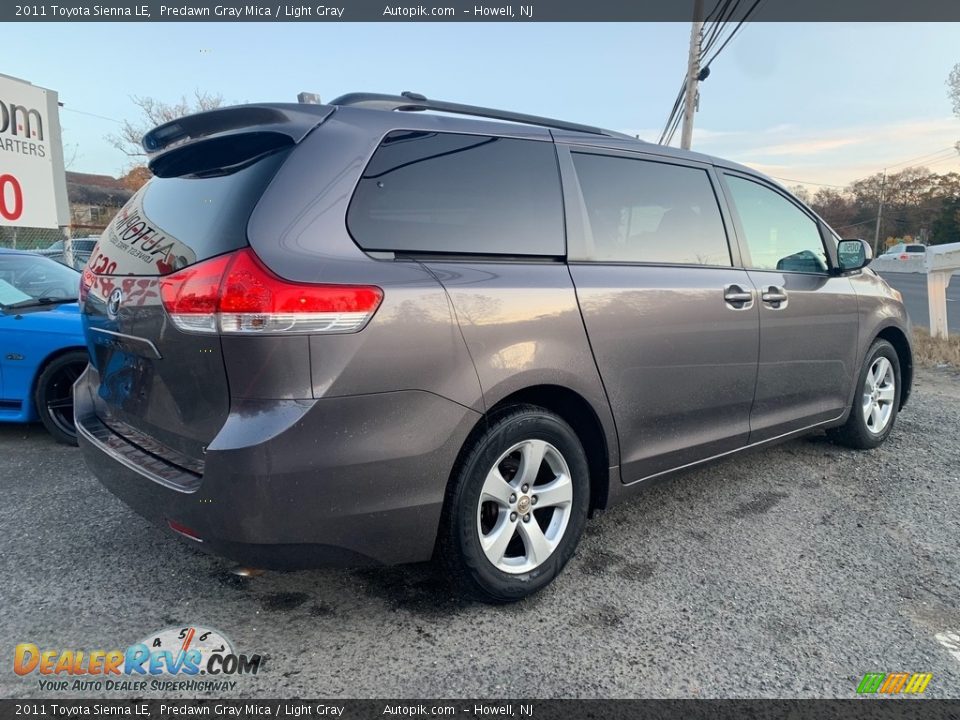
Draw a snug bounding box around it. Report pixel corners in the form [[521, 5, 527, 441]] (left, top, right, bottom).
[[76, 92, 912, 601]]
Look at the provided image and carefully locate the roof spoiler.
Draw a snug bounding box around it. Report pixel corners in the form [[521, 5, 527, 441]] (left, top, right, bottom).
[[142, 103, 333, 176]]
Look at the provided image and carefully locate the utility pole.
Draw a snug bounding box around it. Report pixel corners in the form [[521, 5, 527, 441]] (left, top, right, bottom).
[[680, 0, 704, 150], [873, 170, 886, 255]]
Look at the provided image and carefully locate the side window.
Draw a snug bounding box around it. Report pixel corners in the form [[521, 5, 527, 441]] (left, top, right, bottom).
[[571, 152, 731, 266], [725, 175, 828, 273], [347, 130, 564, 256]]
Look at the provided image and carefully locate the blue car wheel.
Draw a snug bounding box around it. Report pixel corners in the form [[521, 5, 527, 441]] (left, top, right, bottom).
[[34, 351, 88, 445]]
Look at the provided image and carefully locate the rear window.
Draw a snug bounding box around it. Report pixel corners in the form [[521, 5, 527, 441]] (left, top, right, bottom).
[[91, 149, 289, 276], [347, 130, 564, 256], [906, 245, 926, 253]]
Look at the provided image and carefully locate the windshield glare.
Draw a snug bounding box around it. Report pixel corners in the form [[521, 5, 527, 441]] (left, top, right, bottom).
[[0, 253, 81, 307]]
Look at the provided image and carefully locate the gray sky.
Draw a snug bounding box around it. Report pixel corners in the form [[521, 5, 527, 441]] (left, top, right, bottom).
[[8, 22, 960, 188]]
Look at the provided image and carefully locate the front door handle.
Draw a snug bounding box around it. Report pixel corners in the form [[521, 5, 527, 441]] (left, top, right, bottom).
[[761, 286, 788, 308], [723, 284, 754, 309]]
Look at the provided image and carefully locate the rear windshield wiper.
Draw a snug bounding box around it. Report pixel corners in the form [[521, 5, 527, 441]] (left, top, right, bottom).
[[2, 296, 75, 310]]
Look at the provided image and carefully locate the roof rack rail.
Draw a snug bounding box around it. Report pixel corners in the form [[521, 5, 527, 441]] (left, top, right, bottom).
[[329, 91, 633, 139]]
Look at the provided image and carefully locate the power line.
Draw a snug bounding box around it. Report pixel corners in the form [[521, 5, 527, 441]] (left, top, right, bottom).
[[664, 96, 685, 146], [700, 1, 733, 55], [832, 218, 881, 231], [658, 80, 687, 144], [702, 0, 764, 69], [922, 153, 960, 168], [883, 145, 957, 170], [60, 106, 123, 124], [886, 145, 957, 170], [768, 145, 960, 190], [701, 0, 740, 57], [703, 0, 729, 23], [770, 175, 847, 189]]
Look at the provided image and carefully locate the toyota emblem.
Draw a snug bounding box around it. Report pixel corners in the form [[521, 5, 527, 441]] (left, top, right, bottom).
[[107, 288, 123, 320]]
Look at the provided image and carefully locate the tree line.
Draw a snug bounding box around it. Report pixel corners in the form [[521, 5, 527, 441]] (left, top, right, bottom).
[[790, 166, 960, 248]]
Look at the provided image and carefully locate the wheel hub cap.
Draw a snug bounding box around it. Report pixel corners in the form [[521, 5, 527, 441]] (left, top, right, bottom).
[[516, 495, 531, 514]]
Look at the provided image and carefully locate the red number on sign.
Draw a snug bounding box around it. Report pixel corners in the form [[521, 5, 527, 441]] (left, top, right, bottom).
[[0, 174, 23, 221]]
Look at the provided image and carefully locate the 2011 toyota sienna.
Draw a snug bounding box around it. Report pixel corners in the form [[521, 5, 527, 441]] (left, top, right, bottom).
[[76, 92, 913, 601]]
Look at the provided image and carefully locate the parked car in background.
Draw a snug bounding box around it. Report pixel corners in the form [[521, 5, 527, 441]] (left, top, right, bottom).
[[76, 93, 913, 601], [0, 249, 88, 444], [37, 237, 99, 270], [883, 242, 926, 259]]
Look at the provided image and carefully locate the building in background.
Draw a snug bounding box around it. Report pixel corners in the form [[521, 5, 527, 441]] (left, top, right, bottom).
[[66, 171, 134, 233]]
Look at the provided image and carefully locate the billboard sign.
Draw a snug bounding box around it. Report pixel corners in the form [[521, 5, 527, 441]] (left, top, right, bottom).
[[0, 73, 70, 228]]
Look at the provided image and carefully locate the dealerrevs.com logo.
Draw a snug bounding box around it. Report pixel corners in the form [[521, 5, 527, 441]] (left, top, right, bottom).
[[14, 626, 262, 693], [856, 672, 932, 695]]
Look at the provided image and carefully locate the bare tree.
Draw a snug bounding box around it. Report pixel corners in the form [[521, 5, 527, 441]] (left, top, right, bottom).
[[106, 90, 224, 160], [949, 63, 960, 118], [949, 64, 960, 161], [62, 142, 80, 170], [789, 185, 812, 204]]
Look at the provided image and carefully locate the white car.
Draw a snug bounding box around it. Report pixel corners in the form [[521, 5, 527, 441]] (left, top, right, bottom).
[[883, 243, 926, 259]]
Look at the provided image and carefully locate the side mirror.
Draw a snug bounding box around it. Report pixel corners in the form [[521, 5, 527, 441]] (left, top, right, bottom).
[[837, 239, 872, 272]]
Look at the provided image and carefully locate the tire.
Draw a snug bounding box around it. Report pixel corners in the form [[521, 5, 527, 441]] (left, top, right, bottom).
[[437, 405, 590, 602], [828, 339, 901, 450], [34, 350, 88, 446]]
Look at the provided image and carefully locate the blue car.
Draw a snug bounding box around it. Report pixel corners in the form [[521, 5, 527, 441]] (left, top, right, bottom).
[[0, 248, 88, 444]]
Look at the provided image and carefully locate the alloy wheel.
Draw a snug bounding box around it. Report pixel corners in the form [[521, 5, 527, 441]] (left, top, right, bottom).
[[862, 356, 896, 434], [476, 439, 574, 574]]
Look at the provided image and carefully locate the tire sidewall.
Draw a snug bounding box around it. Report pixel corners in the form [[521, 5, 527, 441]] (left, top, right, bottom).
[[451, 410, 589, 601], [851, 340, 901, 447], [34, 351, 86, 446]]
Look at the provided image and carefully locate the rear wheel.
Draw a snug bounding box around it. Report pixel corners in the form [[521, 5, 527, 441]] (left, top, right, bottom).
[[438, 406, 589, 602], [828, 339, 901, 450], [34, 351, 88, 446]]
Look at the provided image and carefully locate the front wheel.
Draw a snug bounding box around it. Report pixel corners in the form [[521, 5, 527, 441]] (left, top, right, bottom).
[[34, 350, 88, 446], [437, 406, 590, 602], [828, 339, 901, 450]]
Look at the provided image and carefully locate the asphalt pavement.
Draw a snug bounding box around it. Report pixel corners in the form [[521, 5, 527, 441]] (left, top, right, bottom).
[[878, 271, 960, 332], [2, 369, 959, 699]]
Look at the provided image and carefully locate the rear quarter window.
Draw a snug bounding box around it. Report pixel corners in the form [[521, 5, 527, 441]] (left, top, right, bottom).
[[347, 130, 564, 256]]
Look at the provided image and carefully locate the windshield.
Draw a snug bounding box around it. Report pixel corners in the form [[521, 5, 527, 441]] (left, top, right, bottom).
[[0, 253, 80, 308]]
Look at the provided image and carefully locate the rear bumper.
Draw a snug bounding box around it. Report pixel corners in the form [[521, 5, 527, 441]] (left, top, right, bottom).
[[76, 366, 480, 568]]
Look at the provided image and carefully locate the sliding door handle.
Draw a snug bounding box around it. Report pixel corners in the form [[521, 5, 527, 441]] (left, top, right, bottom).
[[723, 284, 754, 309], [761, 286, 788, 308]]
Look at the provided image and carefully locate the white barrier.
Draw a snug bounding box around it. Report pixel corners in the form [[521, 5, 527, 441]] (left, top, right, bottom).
[[926, 243, 960, 339], [870, 254, 926, 273]]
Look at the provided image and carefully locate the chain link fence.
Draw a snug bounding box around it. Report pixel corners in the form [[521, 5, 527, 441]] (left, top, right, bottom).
[[0, 225, 67, 252], [0, 224, 108, 270]]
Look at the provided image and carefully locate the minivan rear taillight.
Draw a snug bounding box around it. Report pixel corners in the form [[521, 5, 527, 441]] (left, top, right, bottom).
[[159, 248, 383, 335], [79, 267, 94, 304]]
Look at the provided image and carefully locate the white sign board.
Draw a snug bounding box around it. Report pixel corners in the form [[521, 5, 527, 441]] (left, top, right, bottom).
[[0, 73, 69, 228]]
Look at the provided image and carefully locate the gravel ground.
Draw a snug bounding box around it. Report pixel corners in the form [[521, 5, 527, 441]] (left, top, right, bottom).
[[2, 368, 959, 699]]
